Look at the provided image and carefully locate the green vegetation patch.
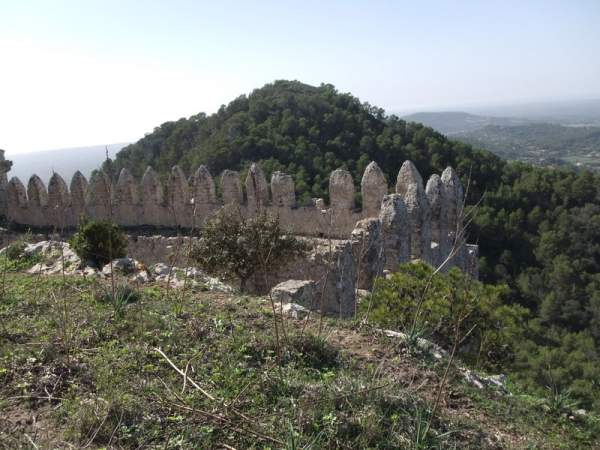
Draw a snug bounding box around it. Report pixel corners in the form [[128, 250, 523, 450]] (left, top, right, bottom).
[[1, 273, 598, 448]]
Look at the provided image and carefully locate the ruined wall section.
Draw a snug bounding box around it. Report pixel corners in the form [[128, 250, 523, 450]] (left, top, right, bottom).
[[0, 150, 13, 218], [3, 159, 477, 274]]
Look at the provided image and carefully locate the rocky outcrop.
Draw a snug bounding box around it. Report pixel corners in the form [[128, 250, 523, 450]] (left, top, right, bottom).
[[270, 280, 317, 309]]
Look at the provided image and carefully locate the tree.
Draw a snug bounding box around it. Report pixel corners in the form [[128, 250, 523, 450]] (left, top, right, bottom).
[[192, 208, 307, 292], [70, 218, 127, 267]]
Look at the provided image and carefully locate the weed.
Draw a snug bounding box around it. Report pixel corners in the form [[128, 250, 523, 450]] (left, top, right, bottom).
[[95, 283, 140, 316]]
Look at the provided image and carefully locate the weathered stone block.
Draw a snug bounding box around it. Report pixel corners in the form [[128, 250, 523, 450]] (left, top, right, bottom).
[[245, 163, 269, 213], [221, 170, 243, 205], [351, 217, 384, 290], [329, 169, 354, 210], [361, 161, 387, 217], [379, 194, 410, 271], [271, 171, 296, 208], [270, 279, 317, 309]]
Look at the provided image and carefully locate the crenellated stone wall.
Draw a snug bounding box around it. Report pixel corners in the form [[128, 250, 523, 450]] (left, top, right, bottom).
[[2, 159, 478, 275], [0, 150, 13, 217]]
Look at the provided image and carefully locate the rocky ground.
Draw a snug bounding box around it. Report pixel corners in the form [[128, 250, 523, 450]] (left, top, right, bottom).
[[3, 240, 233, 293]]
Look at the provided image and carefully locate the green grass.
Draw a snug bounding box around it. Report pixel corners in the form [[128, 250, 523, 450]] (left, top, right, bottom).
[[1, 273, 598, 449]]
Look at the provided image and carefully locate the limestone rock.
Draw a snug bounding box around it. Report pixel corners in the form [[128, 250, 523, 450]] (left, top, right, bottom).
[[278, 302, 310, 320], [48, 173, 69, 210], [441, 167, 465, 269], [130, 270, 151, 284], [271, 172, 295, 207], [314, 198, 326, 210], [270, 279, 317, 309], [86, 171, 112, 220], [441, 166, 464, 237], [426, 174, 450, 268], [190, 165, 218, 217], [378, 194, 410, 271], [115, 168, 139, 205], [22, 241, 82, 275], [27, 175, 48, 207], [221, 170, 243, 205], [7, 177, 27, 208], [307, 240, 356, 317], [350, 217, 384, 290], [168, 166, 190, 226], [329, 169, 354, 210], [403, 183, 432, 263], [70, 171, 88, 220], [245, 163, 269, 213], [141, 167, 165, 225], [102, 258, 143, 276], [0, 150, 12, 216], [395, 160, 423, 198], [150, 262, 172, 277], [361, 161, 387, 217]]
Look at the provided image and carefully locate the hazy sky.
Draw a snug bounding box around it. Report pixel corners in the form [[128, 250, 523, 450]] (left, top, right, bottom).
[[1, 0, 599, 154]]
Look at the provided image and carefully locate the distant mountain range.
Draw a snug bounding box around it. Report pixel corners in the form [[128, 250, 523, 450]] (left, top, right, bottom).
[[6, 143, 128, 184]]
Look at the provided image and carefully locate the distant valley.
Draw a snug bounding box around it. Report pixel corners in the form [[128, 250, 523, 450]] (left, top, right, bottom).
[[6, 143, 128, 183], [403, 110, 600, 170]]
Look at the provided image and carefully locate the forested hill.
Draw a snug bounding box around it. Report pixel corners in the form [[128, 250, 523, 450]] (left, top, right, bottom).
[[113, 80, 600, 412], [111, 80, 502, 204]]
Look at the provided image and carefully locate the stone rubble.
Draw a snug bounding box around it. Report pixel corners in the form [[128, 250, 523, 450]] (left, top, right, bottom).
[[270, 279, 317, 309], [0, 240, 234, 293]]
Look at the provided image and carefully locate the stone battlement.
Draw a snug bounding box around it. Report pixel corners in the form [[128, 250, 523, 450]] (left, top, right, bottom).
[[0, 158, 478, 274]]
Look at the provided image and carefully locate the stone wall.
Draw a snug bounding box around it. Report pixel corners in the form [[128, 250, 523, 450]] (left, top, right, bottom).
[[2, 159, 478, 274], [0, 150, 12, 217]]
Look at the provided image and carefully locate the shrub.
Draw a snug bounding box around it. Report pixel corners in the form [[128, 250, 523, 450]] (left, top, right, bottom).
[[362, 262, 527, 369], [70, 219, 127, 267], [95, 283, 140, 316], [5, 241, 26, 261], [192, 208, 307, 292], [1, 236, 42, 271]]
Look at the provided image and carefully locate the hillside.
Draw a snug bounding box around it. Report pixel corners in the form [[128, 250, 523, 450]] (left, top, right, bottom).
[[7, 143, 127, 184], [401, 111, 529, 135], [398, 112, 600, 170], [456, 123, 600, 170], [111, 81, 502, 205], [1, 266, 599, 448], [110, 80, 600, 415]]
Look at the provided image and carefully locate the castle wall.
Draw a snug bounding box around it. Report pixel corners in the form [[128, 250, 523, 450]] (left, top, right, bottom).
[[3, 159, 478, 276]]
